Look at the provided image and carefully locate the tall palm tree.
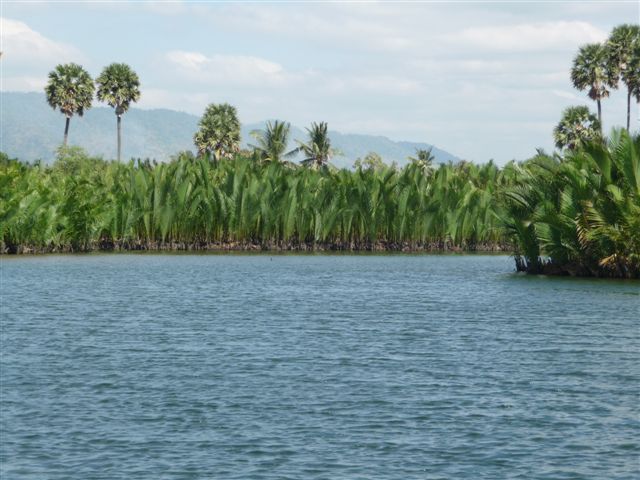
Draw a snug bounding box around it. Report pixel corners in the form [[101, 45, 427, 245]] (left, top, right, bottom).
[[571, 43, 618, 125], [44, 63, 94, 146], [249, 120, 292, 164], [606, 24, 640, 131], [553, 106, 601, 150], [291, 121, 336, 169], [194, 103, 241, 160], [96, 63, 141, 162]]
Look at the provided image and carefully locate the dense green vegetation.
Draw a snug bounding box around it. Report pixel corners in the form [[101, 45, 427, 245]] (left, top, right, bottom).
[[0, 147, 506, 254], [2, 130, 639, 278], [2, 23, 638, 279]]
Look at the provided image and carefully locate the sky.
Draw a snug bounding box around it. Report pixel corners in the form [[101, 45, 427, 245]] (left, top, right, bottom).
[[1, 0, 638, 164]]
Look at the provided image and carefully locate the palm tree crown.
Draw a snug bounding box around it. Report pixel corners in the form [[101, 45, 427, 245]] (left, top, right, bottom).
[[194, 103, 241, 160], [44, 63, 95, 146], [408, 147, 435, 172], [293, 122, 336, 169], [570, 43, 618, 123], [96, 63, 141, 115], [249, 120, 292, 164], [553, 105, 601, 150]]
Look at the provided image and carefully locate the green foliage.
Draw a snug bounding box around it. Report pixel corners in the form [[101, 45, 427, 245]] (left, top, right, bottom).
[[44, 63, 94, 145], [194, 103, 241, 160], [553, 106, 601, 150], [3, 130, 638, 278], [571, 43, 618, 109], [291, 122, 338, 169], [249, 120, 292, 164], [408, 148, 436, 173], [96, 63, 141, 115], [1, 149, 507, 253], [44, 63, 95, 119], [354, 152, 386, 171], [502, 129, 640, 278]]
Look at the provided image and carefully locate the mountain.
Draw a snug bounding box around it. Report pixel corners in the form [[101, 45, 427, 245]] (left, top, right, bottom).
[[0, 92, 459, 168]]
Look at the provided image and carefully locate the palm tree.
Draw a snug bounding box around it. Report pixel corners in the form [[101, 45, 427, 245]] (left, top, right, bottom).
[[553, 106, 601, 150], [571, 43, 618, 125], [408, 147, 435, 173], [194, 103, 241, 160], [291, 121, 336, 169], [44, 63, 94, 146], [354, 152, 385, 171], [606, 25, 640, 131], [249, 120, 292, 164], [96, 63, 141, 162]]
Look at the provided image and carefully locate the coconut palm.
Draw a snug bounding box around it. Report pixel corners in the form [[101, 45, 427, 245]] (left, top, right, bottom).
[[44, 63, 95, 146], [194, 103, 241, 160], [249, 120, 292, 164], [571, 43, 618, 124], [408, 147, 435, 173], [553, 106, 601, 150], [291, 122, 336, 169], [606, 25, 640, 130], [96, 63, 141, 162]]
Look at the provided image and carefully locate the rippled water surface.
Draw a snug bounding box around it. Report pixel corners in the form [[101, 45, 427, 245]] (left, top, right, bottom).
[[2, 254, 639, 479]]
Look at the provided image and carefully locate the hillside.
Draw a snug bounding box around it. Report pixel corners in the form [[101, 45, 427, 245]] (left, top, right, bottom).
[[0, 92, 459, 167]]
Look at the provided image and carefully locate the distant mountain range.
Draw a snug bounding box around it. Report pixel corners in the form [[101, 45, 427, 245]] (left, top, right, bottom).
[[0, 92, 459, 168]]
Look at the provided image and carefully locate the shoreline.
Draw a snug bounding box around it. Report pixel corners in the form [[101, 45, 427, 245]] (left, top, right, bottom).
[[2, 240, 511, 255]]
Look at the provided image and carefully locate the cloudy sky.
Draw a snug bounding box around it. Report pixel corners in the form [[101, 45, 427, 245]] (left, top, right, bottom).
[[1, 1, 637, 163]]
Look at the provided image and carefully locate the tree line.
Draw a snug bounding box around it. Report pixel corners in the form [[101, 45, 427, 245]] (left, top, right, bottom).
[[554, 24, 639, 150], [2, 128, 639, 278], [12, 22, 638, 278]]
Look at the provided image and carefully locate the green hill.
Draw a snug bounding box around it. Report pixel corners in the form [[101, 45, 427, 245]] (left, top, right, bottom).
[[1, 92, 459, 168]]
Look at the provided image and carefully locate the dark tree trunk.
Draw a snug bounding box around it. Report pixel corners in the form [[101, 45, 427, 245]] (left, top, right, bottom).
[[63, 116, 70, 146], [597, 99, 602, 127], [117, 114, 122, 162], [627, 88, 631, 132]]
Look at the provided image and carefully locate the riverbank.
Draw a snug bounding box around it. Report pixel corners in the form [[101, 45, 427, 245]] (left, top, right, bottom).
[[2, 240, 511, 255]]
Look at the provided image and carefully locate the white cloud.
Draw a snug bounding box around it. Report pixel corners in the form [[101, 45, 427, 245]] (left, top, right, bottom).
[[0, 17, 82, 65], [323, 74, 421, 95], [203, 5, 416, 54], [446, 21, 607, 52], [165, 50, 294, 87]]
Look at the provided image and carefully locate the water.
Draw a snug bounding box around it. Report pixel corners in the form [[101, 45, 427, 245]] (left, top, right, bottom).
[[1, 254, 639, 479]]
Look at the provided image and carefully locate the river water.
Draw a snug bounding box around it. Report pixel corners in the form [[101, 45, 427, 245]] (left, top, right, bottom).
[[1, 254, 639, 479]]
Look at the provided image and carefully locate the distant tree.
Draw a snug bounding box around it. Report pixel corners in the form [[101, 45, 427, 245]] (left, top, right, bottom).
[[408, 147, 435, 173], [44, 63, 94, 146], [249, 120, 292, 164], [606, 24, 640, 131], [354, 152, 386, 171], [571, 43, 618, 125], [553, 106, 601, 150], [290, 121, 337, 169], [194, 103, 241, 160], [96, 63, 141, 162]]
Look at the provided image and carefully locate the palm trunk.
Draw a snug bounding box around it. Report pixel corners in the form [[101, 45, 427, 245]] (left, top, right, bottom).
[[597, 99, 602, 128], [627, 88, 631, 132], [63, 116, 70, 146], [117, 114, 122, 162]]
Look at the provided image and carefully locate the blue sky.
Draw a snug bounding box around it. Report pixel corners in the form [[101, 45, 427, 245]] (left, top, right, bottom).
[[1, 1, 638, 163]]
